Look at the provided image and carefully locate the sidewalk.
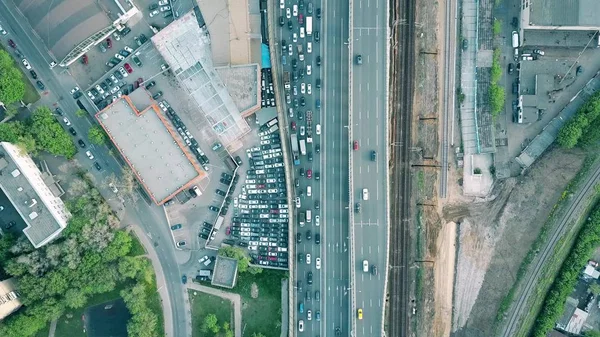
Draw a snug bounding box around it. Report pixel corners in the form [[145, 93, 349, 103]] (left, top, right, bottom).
[[127, 225, 174, 337], [187, 283, 242, 337]]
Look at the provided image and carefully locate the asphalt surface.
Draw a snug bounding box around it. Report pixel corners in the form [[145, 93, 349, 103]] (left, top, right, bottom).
[[350, 0, 389, 333], [0, 4, 187, 337]]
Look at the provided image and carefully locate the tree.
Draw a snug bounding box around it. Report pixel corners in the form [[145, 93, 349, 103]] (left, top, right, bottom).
[[88, 125, 107, 145], [252, 333, 266, 337], [590, 282, 600, 296], [28, 107, 76, 158], [202, 314, 220, 334], [218, 246, 251, 273], [0, 50, 25, 104], [75, 109, 87, 117], [584, 331, 600, 337], [493, 19, 502, 36], [489, 84, 505, 117], [64, 288, 88, 308]]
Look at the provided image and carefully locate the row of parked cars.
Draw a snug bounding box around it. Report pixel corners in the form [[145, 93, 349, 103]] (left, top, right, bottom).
[[261, 68, 276, 108]]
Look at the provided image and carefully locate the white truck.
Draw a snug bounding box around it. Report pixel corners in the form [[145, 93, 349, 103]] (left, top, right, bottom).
[[306, 17, 313, 36], [299, 139, 307, 155]]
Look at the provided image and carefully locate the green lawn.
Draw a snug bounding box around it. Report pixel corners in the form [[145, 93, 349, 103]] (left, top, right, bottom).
[[194, 269, 285, 337], [189, 291, 233, 337], [128, 232, 146, 257]]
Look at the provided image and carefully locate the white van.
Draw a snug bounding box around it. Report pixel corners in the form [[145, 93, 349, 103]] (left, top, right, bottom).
[[511, 31, 519, 48], [306, 210, 312, 223], [307, 186, 312, 197]]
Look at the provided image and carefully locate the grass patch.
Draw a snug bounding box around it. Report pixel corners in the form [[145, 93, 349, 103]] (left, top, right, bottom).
[[128, 232, 146, 257], [189, 290, 233, 337], [54, 285, 127, 337], [196, 269, 285, 337], [494, 154, 599, 331], [417, 171, 425, 195]]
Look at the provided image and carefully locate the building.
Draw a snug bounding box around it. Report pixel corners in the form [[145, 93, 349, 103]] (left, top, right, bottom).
[[211, 255, 238, 289], [0, 142, 71, 248], [96, 91, 206, 205], [0, 278, 22, 320]]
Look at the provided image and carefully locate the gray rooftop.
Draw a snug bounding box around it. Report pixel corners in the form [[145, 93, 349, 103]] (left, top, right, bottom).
[[96, 96, 204, 204], [530, 0, 600, 27], [211, 255, 238, 289], [0, 143, 69, 248], [151, 11, 251, 147]]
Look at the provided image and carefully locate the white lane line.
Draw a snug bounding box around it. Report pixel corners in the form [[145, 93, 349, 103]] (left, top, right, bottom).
[[359, 82, 362, 93], [367, 82, 370, 92], [377, 182, 380, 200], [359, 166, 362, 174], [332, 141, 335, 149]]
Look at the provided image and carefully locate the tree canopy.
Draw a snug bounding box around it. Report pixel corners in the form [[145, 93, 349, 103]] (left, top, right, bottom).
[[29, 107, 77, 158], [88, 125, 107, 145], [557, 91, 600, 148], [0, 50, 25, 104]]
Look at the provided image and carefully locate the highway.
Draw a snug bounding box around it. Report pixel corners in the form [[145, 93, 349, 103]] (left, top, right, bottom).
[[0, 3, 185, 337], [349, 0, 389, 333]]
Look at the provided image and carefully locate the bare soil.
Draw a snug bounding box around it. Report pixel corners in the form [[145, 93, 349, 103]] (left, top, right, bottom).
[[448, 147, 587, 337]]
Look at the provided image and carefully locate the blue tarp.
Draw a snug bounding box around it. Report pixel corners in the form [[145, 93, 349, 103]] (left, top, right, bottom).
[[262, 44, 271, 69]]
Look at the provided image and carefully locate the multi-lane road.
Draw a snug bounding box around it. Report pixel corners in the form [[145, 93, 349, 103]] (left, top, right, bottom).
[[0, 3, 186, 336], [350, 0, 390, 333]]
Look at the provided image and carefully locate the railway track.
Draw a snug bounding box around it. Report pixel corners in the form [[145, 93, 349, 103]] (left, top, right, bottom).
[[387, 0, 415, 334]]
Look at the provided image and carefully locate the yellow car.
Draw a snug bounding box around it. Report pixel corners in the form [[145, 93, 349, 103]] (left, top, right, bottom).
[[357, 308, 363, 320]]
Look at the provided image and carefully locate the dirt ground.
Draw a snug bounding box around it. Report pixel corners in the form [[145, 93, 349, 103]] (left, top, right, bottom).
[[448, 147, 587, 337]]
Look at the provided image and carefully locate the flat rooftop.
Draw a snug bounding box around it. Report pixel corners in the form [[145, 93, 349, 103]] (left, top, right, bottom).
[[13, 0, 113, 60], [151, 10, 251, 147], [215, 64, 260, 114], [96, 92, 204, 204], [0, 142, 69, 248], [530, 0, 600, 28]]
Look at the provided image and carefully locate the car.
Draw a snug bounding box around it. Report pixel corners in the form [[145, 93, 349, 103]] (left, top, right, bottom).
[[307, 310, 312, 321], [300, 126, 305, 136], [209, 206, 220, 212], [307, 169, 312, 179], [298, 320, 304, 332], [362, 188, 369, 200], [29, 70, 38, 79], [119, 67, 128, 77], [353, 140, 359, 150], [99, 41, 107, 53], [307, 65, 312, 75], [293, 33, 297, 43], [508, 63, 514, 74], [8, 39, 16, 48], [108, 183, 119, 193], [577, 66, 583, 76], [152, 92, 163, 99], [316, 55, 321, 67], [299, 13, 304, 24], [288, 20, 293, 30], [315, 144, 320, 153], [300, 167, 305, 176], [371, 264, 378, 275], [176, 240, 186, 247], [279, 16, 285, 26], [315, 215, 320, 226], [149, 9, 159, 17], [5, 221, 15, 229], [68, 127, 77, 136], [171, 224, 183, 230], [316, 7, 322, 19], [301, 83, 305, 94], [358, 308, 363, 320], [306, 230, 312, 241], [315, 171, 320, 180], [295, 197, 301, 208], [291, 121, 297, 130], [533, 49, 545, 56], [181, 275, 187, 284], [36, 81, 45, 90], [145, 81, 156, 89], [296, 233, 302, 243], [363, 259, 369, 272], [462, 38, 468, 50], [85, 151, 94, 160], [286, 8, 291, 18], [160, 5, 171, 11], [280, 0, 285, 8], [124, 63, 133, 73], [94, 162, 102, 171], [149, 3, 159, 10], [307, 42, 312, 53], [307, 271, 313, 284], [132, 55, 142, 67], [22, 59, 32, 70], [63, 117, 71, 126], [114, 70, 124, 80], [307, 84, 312, 94], [95, 84, 105, 94], [69, 87, 80, 95], [316, 257, 321, 269], [78, 139, 86, 148], [158, 0, 169, 5], [115, 53, 125, 61], [316, 124, 321, 135], [356, 54, 362, 65], [198, 255, 210, 264], [87, 91, 96, 100]]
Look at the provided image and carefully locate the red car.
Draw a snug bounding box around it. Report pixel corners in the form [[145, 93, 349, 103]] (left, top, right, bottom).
[[226, 226, 231, 235], [299, 14, 304, 25], [106, 38, 112, 49], [8, 39, 16, 48], [124, 63, 133, 73], [291, 121, 296, 131], [307, 169, 312, 179], [81, 54, 88, 65], [353, 140, 359, 150]]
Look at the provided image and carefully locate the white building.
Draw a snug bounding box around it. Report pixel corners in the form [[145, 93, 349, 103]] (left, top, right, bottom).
[[0, 142, 71, 248], [0, 278, 21, 320]]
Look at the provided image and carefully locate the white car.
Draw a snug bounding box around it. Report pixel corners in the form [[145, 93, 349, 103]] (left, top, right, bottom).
[[69, 87, 80, 94], [301, 83, 305, 94], [293, 33, 297, 43], [0, 26, 7, 35], [115, 53, 125, 61], [316, 257, 321, 269], [149, 9, 159, 17], [293, 4, 298, 16], [307, 65, 312, 75], [300, 27, 305, 39], [198, 255, 209, 264], [113, 31, 121, 41], [87, 91, 96, 100], [315, 215, 320, 226], [306, 253, 311, 264], [160, 5, 171, 11], [298, 320, 304, 332], [85, 150, 94, 160], [286, 8, 291, 18], [110, 86, 119, 94], [307, 42, 312, 53], [300, 126, 305, 136], [108, 183, 119, 193], [280, 0, 285, 9], [124, 46, 133, 53], [307, 310, 312, 321], [288, 44, 293, 56], [363, 260, 369, 272], [22, 59, 31, 70], [158, 0, 169, 5], [63, 117, 71, 126], [316, 124, 321, 135], [362, 188, 369, 200], [307, 84, 312, 94], [95, 85, 105, 94], [119, 67, 128, 77], [295, 197, 301, 208]]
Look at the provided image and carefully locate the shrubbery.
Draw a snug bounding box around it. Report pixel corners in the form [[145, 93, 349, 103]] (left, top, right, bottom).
[[557, 91, 600, 148], [490, 48, 506, 118]]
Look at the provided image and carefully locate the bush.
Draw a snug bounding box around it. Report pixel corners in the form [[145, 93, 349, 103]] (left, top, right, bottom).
[[557, 91, 600, 148], [489, 83, 506, 117], [88, 125, 107, 145], [493, 19, 502, 36]]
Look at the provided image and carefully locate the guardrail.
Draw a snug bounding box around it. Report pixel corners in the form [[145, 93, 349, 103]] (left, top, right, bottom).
[[348, 0, 357, 335], [265, 2, 296, 337]]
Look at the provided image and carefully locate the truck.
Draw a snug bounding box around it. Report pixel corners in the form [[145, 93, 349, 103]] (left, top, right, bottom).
[[290, 133, 300, 165], [299, 139, 307, 156], [306, 110, 313, 143], [284, 71, 291, 90], [306, 17, 313, 36], [299, 211, 306, 227], [511, 31, 519, 48], [297, 45, 304, 61], [214, 216, 225, 230]]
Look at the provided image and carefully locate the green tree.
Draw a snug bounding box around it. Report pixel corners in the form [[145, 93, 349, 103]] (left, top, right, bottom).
[[75, 109, 87, 117], [64, 288, 88, 309], [0, 50, 25, 104], [489, 84, 506, 117], [584, 330, 600, 337], [118, 256, 145, 279], [218, 246, 251, 273], [590, 282, 600, 296], [252, 333, 267, 337], [29, 107, 76, 158], [557, 121, 584, 148], [493, 19, 502, 36], [88, 125, 107, 145], [202, 314, 220, 334]]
